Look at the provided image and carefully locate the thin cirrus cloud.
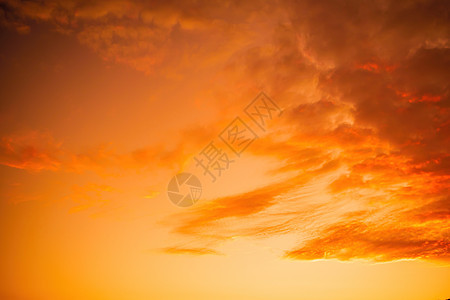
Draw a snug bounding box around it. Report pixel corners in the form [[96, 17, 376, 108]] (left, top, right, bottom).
[[161, 246, 222, 256], [0, 0, 449, 263]]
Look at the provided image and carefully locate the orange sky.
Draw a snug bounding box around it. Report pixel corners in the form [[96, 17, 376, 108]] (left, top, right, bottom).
[[0, 0, 449, 299]]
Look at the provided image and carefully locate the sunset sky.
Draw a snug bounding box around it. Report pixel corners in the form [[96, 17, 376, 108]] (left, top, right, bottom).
[[0, 0, 449, 299]]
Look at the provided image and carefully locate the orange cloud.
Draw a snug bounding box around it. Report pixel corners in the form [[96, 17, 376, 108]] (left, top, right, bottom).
[[0, 131, 62, 171], [285, 218, 450, 262], [161, 247, 222, 256], [0, 125, 214, 175], [1, 0, 448, 265]]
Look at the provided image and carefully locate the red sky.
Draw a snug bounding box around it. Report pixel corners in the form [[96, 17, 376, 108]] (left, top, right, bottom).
[[0, 0, 449, 299]]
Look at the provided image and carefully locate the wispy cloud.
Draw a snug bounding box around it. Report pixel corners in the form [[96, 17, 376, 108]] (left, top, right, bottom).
[[161, 246, 222, 256]]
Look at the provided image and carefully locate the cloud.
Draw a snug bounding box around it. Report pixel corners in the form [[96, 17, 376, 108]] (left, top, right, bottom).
[[0, 0, 282, 75], [168, 158, 342, 243], [161, 246, 222, 256], [0, 131, 62, 171], [160, 0, 449, 263], [0, 125, 214, 175], [1, 0, 448, 263], [285, 217, 450, 262]]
